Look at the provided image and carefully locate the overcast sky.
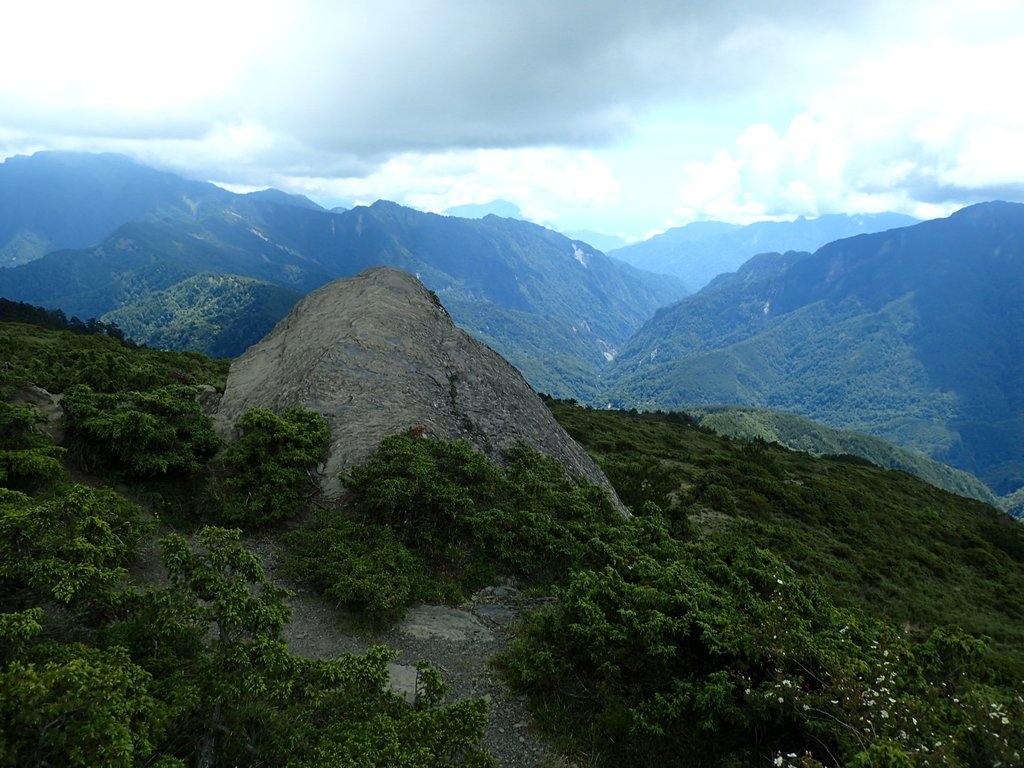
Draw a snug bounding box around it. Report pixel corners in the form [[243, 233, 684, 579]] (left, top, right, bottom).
[[2, 0, 1022, 239]]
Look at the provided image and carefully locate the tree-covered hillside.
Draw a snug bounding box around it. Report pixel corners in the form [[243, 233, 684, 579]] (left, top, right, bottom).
[[2, 317, 1022, 767], [604, 202, 1024, 500], [0, 152, 688, 398], [102, 274, 303, 360], [532, 401, 1024, 765]]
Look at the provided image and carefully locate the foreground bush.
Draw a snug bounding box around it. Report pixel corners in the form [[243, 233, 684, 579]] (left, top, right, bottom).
[[212, 406, 330, 527], [61, 384, 220, 478], [285, 433, 623, 619], [1, 523, 494, 767], [500, 540, 1024, 767]]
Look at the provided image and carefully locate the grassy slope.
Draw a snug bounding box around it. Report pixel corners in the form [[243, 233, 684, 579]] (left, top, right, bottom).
[[689, 404, 999, 506], [548, 401, 1024, 660]]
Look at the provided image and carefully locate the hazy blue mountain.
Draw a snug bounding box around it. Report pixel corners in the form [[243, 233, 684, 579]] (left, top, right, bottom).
[[609, 212, 919, 290], [0, 161, 688, 398], [239, 188, 326, 211], [442, 202, 630, 256], [0, 150, 232, 267], [0, 208, 337, 320], [444, 199, 524, 219], [562, 229, 629, 253], [603, 201, 1024, 497]]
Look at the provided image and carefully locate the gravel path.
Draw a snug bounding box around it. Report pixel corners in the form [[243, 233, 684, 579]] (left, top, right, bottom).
[[246, 533, 564, 767]]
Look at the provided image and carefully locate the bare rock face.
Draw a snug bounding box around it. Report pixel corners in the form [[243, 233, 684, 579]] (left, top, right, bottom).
[[215, 267, 625, 512]]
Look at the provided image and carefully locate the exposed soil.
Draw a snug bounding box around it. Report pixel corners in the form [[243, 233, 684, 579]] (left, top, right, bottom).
[[243, 532, 565, 768]]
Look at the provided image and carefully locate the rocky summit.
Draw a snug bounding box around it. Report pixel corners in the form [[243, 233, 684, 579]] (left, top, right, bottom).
[[215, 266, 625, 511]]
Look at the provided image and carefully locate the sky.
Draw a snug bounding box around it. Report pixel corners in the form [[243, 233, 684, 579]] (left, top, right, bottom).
[[2, 0, 1023, 241]]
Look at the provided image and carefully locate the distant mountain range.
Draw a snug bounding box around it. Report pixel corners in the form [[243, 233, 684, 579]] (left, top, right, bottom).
[[0, 151, 234, 267], [0, 152, 687, 398], [609, 212, 920, 290], [6, 151, 1024, 509], [443, 199, 524, 219], [442, 199, 629, 253], [604, 201, 1024, 500]]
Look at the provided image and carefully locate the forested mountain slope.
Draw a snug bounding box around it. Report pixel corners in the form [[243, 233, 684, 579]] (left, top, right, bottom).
[[604, 201, 1024, 498], [0, 153, 688, 399], [609, 211, 918, 290], [688, 404, 1000, 507], [0, 150, 234, 266]]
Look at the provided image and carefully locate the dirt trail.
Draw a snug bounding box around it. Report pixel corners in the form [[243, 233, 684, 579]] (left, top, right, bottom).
[[247, 533, 564, 768]]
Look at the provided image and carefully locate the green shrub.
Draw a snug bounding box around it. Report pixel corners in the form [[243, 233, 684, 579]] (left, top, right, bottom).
[[212, 406, 330, 527], [0, 321, 229, 394], [0, 642, 168, 768], [0, 484, 150, 608], [285, 511, 433, 619], [0, 400, 65, 492], [2, 526, 494, 767], [61, 384, 220, 478], [286, 433, 623, 618], [502, 537, 1024, 767]]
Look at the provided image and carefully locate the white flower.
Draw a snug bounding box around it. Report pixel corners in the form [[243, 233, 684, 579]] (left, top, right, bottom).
[[774, 758, 784, 767]]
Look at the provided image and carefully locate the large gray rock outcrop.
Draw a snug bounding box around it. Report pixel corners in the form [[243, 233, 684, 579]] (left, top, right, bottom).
[[215, 267, 625, 512]]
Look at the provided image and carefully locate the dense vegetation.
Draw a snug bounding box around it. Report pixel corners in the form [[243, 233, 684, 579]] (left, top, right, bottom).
[[101, 273, 303, 359], [0, 321, 229, 396], [0, 323, 493, 767], [284, 433, 624, 619], [0, 297, 131, 343], [209, 406, 332, 527], [2, 319, 1023, 767], [499, 402, 1024, 766]]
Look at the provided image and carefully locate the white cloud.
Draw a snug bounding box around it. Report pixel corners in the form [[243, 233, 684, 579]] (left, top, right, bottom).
[[0, 1, 283, 118], [670, 7, 1024, 224], [2, 0, 1024, 235], [271, 147, 621, 227]]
